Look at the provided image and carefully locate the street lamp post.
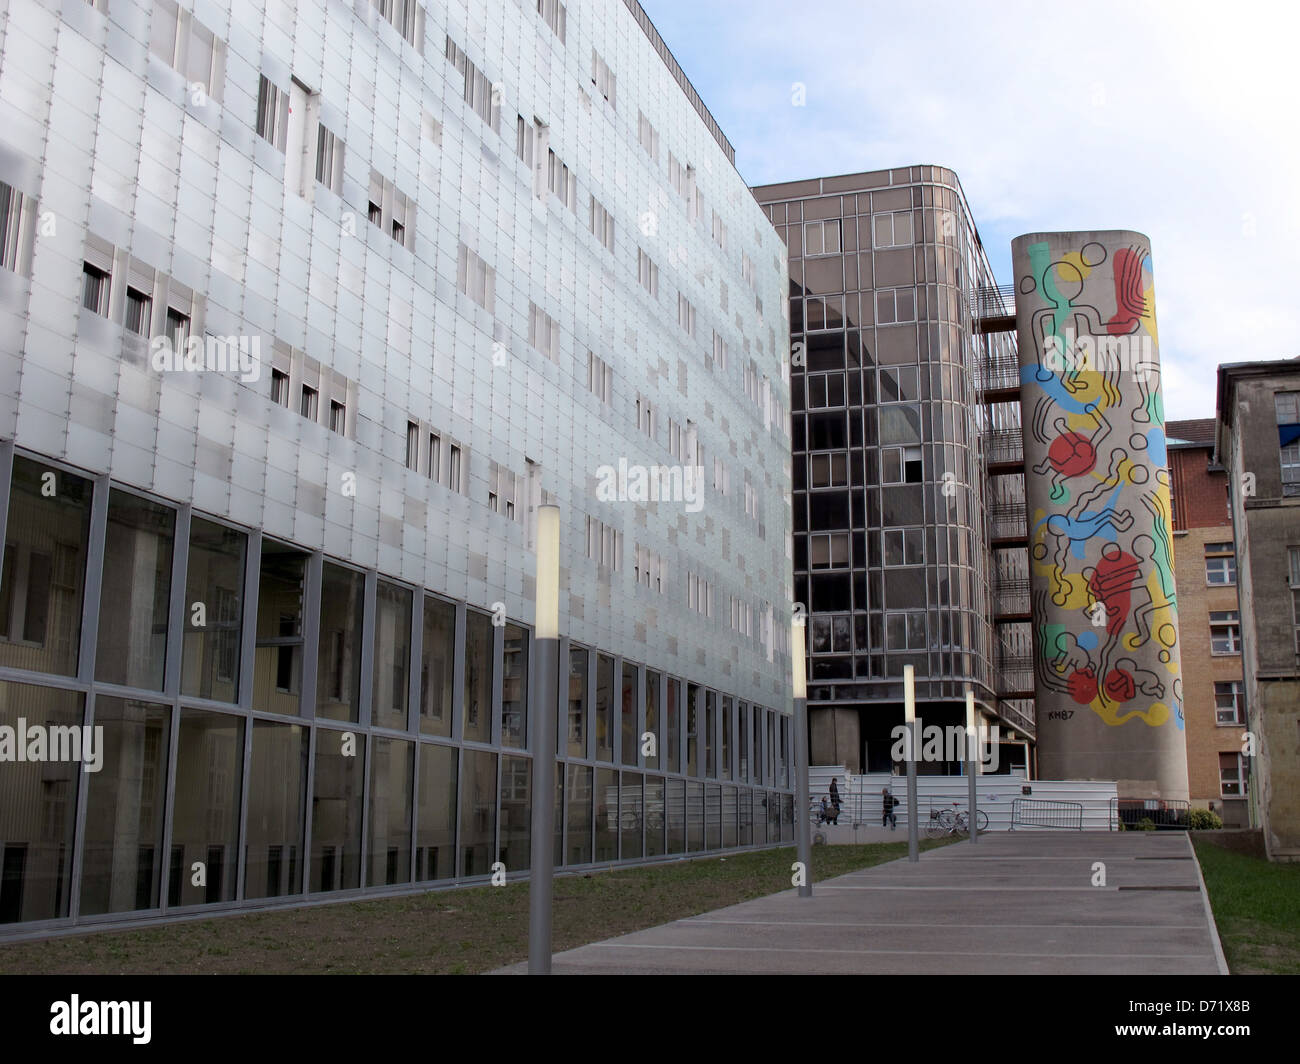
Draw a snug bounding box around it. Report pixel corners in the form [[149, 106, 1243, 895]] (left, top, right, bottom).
[[904, 664, 918, 863], [966, 689, 978, 847], [528, 505, 560, 974], [792, 614, 812, 898]]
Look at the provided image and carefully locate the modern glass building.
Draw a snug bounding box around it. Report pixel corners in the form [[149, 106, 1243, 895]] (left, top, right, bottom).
[[752, 167, 1031, 774], [0, 0, 794, 933]]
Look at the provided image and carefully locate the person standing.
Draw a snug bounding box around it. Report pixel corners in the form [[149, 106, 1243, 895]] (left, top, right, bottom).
[[829, 777, 841, 825], [881, 786, 897, 830]]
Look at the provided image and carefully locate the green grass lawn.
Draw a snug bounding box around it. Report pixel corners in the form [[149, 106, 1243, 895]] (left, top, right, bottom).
[[1193, 838, 1300, 974], [0, 841, 947, 975]]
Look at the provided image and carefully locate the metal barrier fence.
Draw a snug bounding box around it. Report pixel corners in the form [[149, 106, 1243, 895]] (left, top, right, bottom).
[[1110, 797, 1190, 831], [1010, 798, 1083, 830]]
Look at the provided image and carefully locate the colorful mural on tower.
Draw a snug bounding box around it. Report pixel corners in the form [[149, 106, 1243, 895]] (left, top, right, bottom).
[[1012, 231, 1188, 797]]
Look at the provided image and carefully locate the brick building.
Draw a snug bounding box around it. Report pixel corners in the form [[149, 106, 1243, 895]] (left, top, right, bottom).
[[1168, 418, 1248, 825]]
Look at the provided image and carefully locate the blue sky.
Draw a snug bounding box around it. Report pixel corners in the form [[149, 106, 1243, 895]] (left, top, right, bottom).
[[642, 0, 1300, 421]]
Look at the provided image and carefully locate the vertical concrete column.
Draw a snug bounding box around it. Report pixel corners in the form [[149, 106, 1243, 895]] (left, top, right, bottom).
[[1012, 231, 1188, 799]]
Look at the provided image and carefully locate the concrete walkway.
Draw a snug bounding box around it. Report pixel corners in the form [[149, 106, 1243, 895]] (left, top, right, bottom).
[[497, 832, 1227, 974]]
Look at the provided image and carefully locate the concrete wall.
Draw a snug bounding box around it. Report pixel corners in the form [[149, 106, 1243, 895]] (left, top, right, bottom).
[[1168, 447, 1248, 825], [1011, 231, 1187, 799], [1221, 369, 1300, 858]]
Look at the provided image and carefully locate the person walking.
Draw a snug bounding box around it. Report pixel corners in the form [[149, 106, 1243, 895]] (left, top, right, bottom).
[[828, 777, 841, 825], [881, 786, 898, 830]]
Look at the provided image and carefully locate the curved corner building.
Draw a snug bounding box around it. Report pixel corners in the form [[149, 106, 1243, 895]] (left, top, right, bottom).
[[1012, 231, 1188, 798]]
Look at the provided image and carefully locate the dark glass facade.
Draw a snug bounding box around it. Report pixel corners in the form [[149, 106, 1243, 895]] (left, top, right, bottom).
[[754, 166, 1026, 772]]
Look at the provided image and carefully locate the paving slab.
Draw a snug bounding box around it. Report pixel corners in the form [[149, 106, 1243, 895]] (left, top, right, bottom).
[[494, 832, 1226, 975]]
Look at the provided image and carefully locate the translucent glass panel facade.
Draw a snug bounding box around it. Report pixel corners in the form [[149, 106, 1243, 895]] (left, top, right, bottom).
[[0, 0, 794, 932]]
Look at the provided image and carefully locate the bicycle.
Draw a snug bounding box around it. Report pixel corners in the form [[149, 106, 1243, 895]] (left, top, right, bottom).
[[925, 802, 988, 838]]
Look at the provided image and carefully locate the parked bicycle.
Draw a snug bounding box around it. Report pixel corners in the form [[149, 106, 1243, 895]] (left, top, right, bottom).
[[926, 801, 988, 838]]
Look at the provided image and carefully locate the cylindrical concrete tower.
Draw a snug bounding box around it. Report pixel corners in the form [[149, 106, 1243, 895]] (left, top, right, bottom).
[[1012, 231, 1188, 799]]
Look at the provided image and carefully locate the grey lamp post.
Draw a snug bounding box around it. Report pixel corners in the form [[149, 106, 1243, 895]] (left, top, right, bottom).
[[792, 614, 811, 898], [904, 664, 918, 863], [966, 688, 978, 847], [528, 505, 560, 974]]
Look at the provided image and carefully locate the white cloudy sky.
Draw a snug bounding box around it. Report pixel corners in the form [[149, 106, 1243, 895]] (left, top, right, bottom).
[[642, 0, 1300, 420]]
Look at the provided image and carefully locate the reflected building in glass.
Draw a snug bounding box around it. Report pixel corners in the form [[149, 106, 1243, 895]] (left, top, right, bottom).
[[0, 0, 794, 933], [753, 168, 1032, 773]]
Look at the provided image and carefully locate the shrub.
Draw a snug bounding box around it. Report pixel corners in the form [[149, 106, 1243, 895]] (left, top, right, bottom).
[[1137, 817, 1157, 832], [1187, 808, 1224, 830]]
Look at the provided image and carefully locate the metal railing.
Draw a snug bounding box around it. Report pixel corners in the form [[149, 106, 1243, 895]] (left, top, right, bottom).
[[973, 284, 1017, 320], [1110, 798, 1191, 831], [1011, 798, 1083, 830]]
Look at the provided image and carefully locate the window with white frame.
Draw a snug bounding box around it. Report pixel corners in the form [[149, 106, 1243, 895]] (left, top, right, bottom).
[[150, 0, 225, 102], [585, 515, 622, 571], [803, 219, 841, 256], [873, 210, 914, 248], [637, 248, 658, 297], [881, 445, 923, 484], [741, 252, 754, 288], [743, 470, 757, 518], [589, 196, 614, 252], [515, 115, 535, 167], [448, 443, 465, 493], [81, 261, 111, 316], [1278, 392, 1300, 496], [635, 394, 655, 438], [1204, 542, 1236, 585], [876, 287, 917, 324], [0, 180, 34, 275], [406, 421, 420, 470], [587, 351, 612, 405], [882, 528, 925, 567], [711, 330, 727, 371], [806, 447, 847, 483], [370, 0, 424, 50], [537, 0, 566, 41], [1219, 751, 1245, 797], [1209, 610, 1241, 655], [711, 210, 726, 250], [667, 154, 694, 205], [457, 243, 495, 311], [489, 462, 521, 522], [713, 457, 729, 495], [677, 293, 696, 336], [528, 302, 558, 360], [635, 545, 665, 593], [547, 149, 576, 211], [256, 74, 288, 150], [687, 572, 714, 617], [730, 596, 754, 638], [809, 533, 849, 570], [445, 36, 499, 131], [315, 124, 343, 194], [591, 49, 615, 106], [637, 110, 659, 161], [1214, 680, 1244, 726]]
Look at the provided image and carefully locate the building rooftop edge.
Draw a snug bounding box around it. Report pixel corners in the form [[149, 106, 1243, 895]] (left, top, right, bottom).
[[622, 0, 736, 167]]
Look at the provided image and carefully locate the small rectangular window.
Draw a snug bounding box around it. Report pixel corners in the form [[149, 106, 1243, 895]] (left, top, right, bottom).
[[329, 400, 346, 434], [256, 75, 287, 150], [271, 368, 290, 407], [82, 262, 111, 316], [299, 385, 318, 421], [314, 125, 343, 193], [166, 307, 189, 350], [428, 433, 441, 481], [406, 421, 420, 470], [124, 287, 152, 336], [449, 445, 463, 492]]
